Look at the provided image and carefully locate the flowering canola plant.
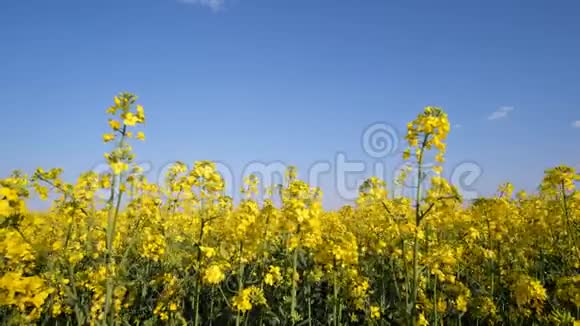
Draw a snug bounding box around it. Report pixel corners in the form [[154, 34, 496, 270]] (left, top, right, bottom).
[[1, 93, 579, 326]]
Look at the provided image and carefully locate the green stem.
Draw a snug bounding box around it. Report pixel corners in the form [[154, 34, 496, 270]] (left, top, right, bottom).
[[290, 247, 298, 325], [410, 135, 428, 326], [236, 242, 245, 326], [560, 181, 576, 250], [401, 239, 410, 309], [194, 281, 201, 326], [307, 283, 312, 326], [194, 201, 208, 326], [104, 125, 127, 326], [333, 267, 338, 326], [433, 279, 438, 326]]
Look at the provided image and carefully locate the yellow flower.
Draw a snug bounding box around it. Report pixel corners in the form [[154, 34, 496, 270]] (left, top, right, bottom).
[[200, 246, 216, 258], [264, 265, 282, 286], [203, 265, 225, 285], [456, 295, 468, 313], [513, 275, 547, 308], [136, 131, 145, 141], [106, 105, 117, 114], [232, 287, 265, 313], [0, 200, 10, 216], [370, 305, 380, 319], [123, 112, 138, 126], [169, 303, 177, 311], [102, 133, 115, 143], [232, 290, 253, 312], [417, 312, 429, 326], [264, 273, 274, 286], [0, 187, 18, 201], [350, 313, 358, 322], [136, 104, 145, 121], [110, 162, 128, 175], [108, 119, 121, 130], [52, 302, 62, 315]]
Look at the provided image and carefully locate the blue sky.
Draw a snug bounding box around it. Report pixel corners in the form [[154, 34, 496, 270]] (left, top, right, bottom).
[[1, 0, 579, 207]]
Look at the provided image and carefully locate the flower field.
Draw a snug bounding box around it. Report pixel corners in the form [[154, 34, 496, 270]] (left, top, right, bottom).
[[1, 93, 579, 325]]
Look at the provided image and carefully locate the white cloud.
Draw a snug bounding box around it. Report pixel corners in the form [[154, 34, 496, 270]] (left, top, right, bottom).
[[179, 0, 224, 11], [488, 106, 514, 121], [573, 120, 580, 128], [453, 123, 462, 129]]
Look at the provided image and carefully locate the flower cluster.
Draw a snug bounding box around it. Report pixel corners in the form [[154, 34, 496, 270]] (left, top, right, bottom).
[[0, 94, 578, 326]]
